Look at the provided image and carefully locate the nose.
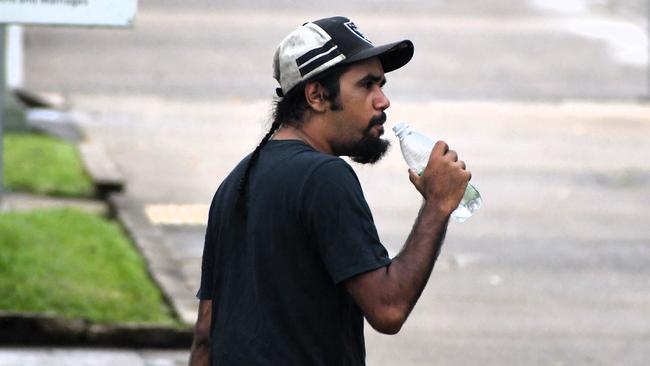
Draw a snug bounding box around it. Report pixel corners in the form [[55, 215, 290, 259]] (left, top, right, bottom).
[[374, 89, 390, 111]]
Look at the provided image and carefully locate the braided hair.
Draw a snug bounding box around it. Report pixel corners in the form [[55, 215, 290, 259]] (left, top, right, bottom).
[[237, 64, 349, 210], [237, 120, 281, 203]]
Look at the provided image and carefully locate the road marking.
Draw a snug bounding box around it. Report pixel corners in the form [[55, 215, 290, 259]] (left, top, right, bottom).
[[528, 0, 648, 67], [145, 204, 209, 226], [529, 0, 591, 15], [563, 19, 648, 67]]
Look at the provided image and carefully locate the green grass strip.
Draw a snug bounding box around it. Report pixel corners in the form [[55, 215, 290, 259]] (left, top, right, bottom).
[[0, 208, 177, 325], [3, 132, 94, 197]]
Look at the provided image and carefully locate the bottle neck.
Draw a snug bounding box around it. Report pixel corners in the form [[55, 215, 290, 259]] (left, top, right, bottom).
[[392, 122, 410, 140]]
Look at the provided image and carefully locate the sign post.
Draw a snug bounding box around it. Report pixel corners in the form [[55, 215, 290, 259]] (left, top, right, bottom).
[[7, 26, 24, 89], [0, 0, 137, 204], [0, 26, 6, 203]]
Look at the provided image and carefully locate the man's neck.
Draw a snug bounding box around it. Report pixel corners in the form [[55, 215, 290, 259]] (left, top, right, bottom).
[[273, 124, 333, 155]]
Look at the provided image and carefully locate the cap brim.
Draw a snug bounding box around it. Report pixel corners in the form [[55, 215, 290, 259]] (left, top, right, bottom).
[[341, 40, 414, 73]]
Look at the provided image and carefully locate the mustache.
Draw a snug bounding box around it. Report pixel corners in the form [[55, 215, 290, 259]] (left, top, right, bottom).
[[366, 112, 387, 132]]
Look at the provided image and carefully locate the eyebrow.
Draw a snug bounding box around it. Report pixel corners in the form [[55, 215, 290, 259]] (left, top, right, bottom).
[[358, 73, 387, 87]]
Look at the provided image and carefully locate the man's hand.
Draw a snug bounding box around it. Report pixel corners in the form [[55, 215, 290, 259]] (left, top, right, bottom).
[[408, 140, 471, 214], [188, 300, 212, 366]]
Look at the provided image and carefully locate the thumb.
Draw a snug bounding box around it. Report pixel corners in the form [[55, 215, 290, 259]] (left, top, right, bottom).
[[408, 169, 419, 185]]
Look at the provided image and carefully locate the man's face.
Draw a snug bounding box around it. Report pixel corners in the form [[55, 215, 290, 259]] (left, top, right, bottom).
[[327, 58, 391, 164]]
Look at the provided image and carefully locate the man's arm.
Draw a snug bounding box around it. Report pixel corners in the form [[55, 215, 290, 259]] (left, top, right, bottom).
[[188, 300, 212, 366], [344, 141, 470, 334]]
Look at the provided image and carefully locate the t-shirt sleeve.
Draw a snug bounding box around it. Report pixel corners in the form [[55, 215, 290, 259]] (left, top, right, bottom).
[[196, 192, 219, 300], [302, 159, 392, 285]]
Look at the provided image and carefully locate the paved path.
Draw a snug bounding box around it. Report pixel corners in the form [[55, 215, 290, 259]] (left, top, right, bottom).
[[0, 348, 188, 366], [25, 3, 648, 100]]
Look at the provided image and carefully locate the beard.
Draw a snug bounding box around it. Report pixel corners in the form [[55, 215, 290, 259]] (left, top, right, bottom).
[[350, 113, 391, 165]]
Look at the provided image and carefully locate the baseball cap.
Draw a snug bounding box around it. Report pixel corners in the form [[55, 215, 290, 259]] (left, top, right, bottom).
[[273, 16, 414, 96]]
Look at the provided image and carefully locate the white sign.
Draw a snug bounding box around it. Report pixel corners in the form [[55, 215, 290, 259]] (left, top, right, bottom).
[[0, 0, 138, 27]]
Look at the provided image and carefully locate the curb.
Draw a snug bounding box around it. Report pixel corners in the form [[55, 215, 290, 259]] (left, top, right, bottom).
[[79, 141, 125, 198], [109, 194, 198, 326], [0, 312, 191, 348], [0, 192, 108, 215]]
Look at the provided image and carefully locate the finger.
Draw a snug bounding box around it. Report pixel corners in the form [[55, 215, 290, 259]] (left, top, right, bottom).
[[456, 159, 466, 170], [432, 140, 449, 156], [408, 169, 419, 185], [447, 149, 458, 162]]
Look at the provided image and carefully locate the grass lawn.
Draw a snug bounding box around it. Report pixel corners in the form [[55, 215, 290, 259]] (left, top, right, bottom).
[[3, 132, 94, 197], [0, 208, 177, 325]]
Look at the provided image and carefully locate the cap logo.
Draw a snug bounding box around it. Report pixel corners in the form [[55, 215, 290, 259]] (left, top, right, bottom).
[[344, 21, 373, 45]]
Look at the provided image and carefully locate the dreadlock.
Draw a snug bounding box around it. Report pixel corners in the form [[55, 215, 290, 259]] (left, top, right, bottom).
[[237, 120, 281, 203], [237, 64, 349, 208]]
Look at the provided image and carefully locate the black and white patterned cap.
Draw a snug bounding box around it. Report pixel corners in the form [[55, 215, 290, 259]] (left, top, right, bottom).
[[273, 16, 414, 96]]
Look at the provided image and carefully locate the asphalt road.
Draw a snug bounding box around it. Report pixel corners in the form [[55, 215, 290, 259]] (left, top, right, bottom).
[[23, 0, 648, 101]]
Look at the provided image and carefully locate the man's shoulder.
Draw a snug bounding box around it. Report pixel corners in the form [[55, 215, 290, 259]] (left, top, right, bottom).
[[291, 149, 357, 184], [266, 139, 352, 174], [302, 157, 362, 197]]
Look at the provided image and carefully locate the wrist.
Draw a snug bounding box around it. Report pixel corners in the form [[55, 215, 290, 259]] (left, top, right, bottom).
[[421, 200, 452, 222]]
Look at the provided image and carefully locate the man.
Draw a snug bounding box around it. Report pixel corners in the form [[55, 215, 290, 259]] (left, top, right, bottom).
[[189, 16, 470, 365]]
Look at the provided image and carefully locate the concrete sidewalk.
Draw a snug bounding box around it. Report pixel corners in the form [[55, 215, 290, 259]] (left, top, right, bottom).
[[42, 97, 650, 365], [0, 348, 188, 366]]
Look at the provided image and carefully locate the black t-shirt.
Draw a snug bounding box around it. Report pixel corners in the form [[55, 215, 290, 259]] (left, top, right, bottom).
[[197, 139, 391, 365]]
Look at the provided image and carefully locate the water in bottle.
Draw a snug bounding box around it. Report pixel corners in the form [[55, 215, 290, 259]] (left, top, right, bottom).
[[393, 122, 482, 222]]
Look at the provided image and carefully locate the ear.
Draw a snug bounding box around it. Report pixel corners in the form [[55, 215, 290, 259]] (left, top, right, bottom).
[[304, 82, 328, 113]]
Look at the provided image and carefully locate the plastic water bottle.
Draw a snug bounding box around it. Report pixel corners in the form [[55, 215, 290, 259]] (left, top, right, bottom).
[[393, 122, 482, 222]]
